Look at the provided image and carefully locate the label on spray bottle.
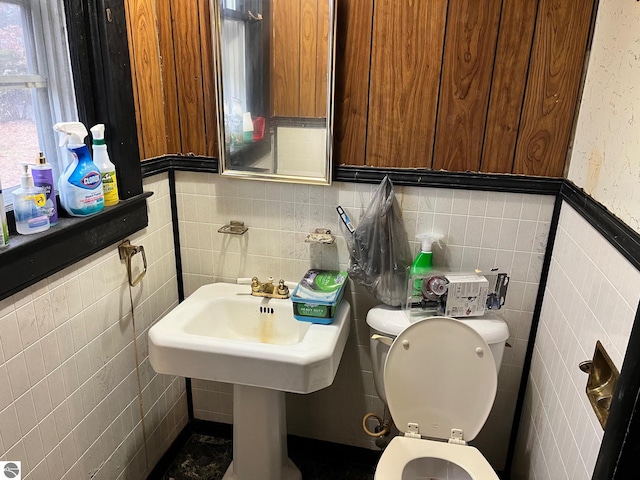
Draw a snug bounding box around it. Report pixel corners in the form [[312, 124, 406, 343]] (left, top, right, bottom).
[[61, 146, 104, 216], [101, 170, 119, 206]]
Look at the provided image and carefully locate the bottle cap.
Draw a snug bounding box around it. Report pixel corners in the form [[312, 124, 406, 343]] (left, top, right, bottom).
[[20, 163, 35, 189], [36, 152, 46, 165], [90, 124, 106, 145], [416, 233, 443, 253]]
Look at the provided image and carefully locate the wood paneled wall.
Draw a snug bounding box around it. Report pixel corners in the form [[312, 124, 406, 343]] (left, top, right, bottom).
[[126, 0, 596, 178], [125, 0, 217, 159], [272, 0, 330, 118], [335, 0, 597, 177]]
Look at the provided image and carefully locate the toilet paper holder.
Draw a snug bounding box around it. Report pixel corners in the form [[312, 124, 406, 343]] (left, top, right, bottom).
[[579, 341, 619, 429]]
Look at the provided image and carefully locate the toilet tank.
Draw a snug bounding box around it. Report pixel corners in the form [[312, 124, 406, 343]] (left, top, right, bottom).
[[366, 306, 509, 405]]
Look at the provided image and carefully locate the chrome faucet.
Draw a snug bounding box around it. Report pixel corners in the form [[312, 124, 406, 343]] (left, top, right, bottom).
[[250, 276, 290, 299]]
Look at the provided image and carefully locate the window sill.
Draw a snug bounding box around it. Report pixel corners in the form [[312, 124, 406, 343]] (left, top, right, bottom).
[[0, 192, 152, 301]]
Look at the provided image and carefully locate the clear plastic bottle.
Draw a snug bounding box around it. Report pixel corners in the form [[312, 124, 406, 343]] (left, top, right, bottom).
[[13, 163, 50, 235]]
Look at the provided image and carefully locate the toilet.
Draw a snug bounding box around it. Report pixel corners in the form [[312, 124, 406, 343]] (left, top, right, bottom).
[[366, 306, 509, 479]]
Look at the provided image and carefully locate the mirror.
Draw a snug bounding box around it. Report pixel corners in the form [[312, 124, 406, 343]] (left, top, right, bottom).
[[211, 0, 335, 185]]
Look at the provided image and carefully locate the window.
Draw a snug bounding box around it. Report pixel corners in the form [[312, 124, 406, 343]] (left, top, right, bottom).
[[0, 0, 77, 199], [0, 0, 147, 300]]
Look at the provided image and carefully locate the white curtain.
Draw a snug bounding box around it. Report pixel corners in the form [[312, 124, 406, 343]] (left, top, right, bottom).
[[221, 18, 247, 113]]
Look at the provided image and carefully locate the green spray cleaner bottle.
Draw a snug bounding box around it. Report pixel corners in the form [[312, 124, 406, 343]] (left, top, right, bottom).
[[410, 233, 442, 297]]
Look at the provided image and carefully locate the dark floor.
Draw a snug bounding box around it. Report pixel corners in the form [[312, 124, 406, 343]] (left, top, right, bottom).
[[161, 433, 380, 480]]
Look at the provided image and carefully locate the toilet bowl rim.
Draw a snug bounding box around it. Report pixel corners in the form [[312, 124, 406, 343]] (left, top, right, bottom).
[[375, 436, 500, 480]]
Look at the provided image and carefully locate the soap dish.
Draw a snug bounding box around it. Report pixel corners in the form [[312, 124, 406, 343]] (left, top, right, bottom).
[[305, 228, 335, 244]]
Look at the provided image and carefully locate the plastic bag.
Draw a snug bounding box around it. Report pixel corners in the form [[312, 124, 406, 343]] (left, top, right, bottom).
[[345, 176, 412, 306]]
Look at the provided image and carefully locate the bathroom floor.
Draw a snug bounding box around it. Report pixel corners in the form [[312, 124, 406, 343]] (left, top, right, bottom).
[[160, 432, 380, 480]]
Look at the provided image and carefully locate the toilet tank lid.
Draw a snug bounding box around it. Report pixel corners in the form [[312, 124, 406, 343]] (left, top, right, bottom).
[[366, 306, 509, 344]]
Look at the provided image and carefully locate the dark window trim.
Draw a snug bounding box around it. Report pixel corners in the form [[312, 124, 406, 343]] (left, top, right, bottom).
[[0, 0, 147, 301]]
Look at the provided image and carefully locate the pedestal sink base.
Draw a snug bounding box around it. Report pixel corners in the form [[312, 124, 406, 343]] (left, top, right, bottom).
[[222, 384, 302, 480]]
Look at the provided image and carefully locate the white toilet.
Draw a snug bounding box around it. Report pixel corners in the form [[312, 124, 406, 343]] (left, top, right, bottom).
[[366, 306, 509, 479]]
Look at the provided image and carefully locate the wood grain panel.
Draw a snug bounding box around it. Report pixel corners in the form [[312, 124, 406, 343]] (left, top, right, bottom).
[[334, 0, 374, 166], [366, 0, 448, 168], [125, 0, 167, 159], [155, 0, 181, 154], [432, 0, 502, 172], [315, 0, 329, 117], [513, 0, 594, 177], [198, 0, 218, 157], [272, 0, 300, 116], [299, 0, 318, 117], [481, 0, 538, 173], [171, 0, 207, 155]]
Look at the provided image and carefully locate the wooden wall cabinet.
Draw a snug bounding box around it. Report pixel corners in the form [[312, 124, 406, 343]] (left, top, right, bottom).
[[126, 0, 596, 178]]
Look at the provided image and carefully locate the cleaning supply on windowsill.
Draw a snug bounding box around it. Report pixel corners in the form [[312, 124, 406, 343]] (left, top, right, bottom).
[[54, 122, 104, 217], [32, 151, 58, 225], [13, 163, 50, 235], [90, 123, 119, 207], [291, 270, 348, 324], [0, 175, 9, 246]]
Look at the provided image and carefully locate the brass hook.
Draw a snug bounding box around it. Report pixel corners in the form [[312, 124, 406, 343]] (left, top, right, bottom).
[[118, 240, 147, 287]]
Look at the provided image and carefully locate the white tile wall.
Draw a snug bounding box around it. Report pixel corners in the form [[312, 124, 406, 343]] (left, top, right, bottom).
[[175, 171, 556, 470], [512, 202, 640, 480], [0, 174, 187, 479]]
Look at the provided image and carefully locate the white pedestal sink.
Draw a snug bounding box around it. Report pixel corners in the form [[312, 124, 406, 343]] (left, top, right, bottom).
[[148, 282, 351, 480]]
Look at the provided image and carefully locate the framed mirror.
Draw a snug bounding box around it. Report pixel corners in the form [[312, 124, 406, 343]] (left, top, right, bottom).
[[211, 0, 336, 185]]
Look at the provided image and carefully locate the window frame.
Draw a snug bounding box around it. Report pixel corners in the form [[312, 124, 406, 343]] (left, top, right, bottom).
[[0, 0, 146, 301], [0, 0, 79, 194]]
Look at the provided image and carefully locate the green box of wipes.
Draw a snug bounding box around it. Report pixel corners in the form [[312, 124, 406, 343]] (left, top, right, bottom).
[[291, 270, 348, 324]]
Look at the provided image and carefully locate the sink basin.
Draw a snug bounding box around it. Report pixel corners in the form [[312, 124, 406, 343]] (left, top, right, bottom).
[[149, 282, 350, 394], [149, 281, 352, 480]]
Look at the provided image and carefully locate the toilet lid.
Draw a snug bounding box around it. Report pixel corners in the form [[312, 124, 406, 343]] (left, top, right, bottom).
[[384, 316, 497, 442]]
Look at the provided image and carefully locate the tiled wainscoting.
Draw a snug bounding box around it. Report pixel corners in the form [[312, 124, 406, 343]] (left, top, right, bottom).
[[512, 203, 640, 479], [0, 174, 187, 480], [175, 171, 555, 469]]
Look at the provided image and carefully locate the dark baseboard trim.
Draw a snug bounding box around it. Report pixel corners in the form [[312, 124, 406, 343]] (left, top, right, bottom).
[[561, 180, 640, 272], [146, 423, 193, 480]]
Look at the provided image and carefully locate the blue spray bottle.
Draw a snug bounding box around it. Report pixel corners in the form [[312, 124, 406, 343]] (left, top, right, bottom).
[[53, 122, 104, 216]]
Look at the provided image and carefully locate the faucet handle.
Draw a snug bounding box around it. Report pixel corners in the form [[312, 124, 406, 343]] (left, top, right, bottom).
[[277, 279, 289, 296]]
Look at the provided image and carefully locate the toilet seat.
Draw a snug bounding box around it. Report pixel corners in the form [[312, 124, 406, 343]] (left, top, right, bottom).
[[377, 317, 499, 479], [384, 316, 497, 443], [375, 436, 500, 479]]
